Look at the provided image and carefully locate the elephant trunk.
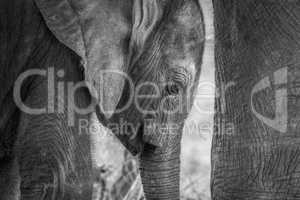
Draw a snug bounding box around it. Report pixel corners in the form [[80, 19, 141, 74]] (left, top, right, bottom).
[[140, 132, 181, 200]]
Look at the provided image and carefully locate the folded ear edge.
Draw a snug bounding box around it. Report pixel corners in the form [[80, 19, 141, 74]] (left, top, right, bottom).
[[34, 0, 87, 63]]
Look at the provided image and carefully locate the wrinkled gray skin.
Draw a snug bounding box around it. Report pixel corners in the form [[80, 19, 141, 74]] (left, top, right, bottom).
[[0, 1, 94, 199], [212, 1, 300, 199], [0, 0, 205, 199]]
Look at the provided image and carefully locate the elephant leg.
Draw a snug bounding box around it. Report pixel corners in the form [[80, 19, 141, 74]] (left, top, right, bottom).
[[17, 84, 93, 200], [18, 113, 92, 200], [0, 157, 20, 200], [15, 39, 94, 199]]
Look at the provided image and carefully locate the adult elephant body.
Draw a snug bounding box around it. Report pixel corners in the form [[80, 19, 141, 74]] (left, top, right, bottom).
[[0, 0, 205, 199], [213, 1, 300, 199], [0, 1, 94, 199]]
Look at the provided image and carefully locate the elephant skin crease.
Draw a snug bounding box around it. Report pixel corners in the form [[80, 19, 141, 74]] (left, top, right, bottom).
[[0, 0, 205, 199]]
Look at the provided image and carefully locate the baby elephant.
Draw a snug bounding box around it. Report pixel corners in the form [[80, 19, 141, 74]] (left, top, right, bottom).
[[0, 0, 205, 199]]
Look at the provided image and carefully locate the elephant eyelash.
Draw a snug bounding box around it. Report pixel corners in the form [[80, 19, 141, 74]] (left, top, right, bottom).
[[168, 67, 192, 88], [164, 74, 191, 96], [165, 83, 180, 95]]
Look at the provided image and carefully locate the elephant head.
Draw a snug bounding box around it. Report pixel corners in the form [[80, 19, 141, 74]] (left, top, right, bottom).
[[35, 0, 205, 199]]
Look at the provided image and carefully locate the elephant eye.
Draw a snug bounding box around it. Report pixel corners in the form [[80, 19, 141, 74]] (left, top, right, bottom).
[[165, 83, 180, 95], [167, 67, 193, 89]]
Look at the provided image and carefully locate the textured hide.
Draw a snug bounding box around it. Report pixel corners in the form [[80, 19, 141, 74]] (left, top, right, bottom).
[[33, 0, 167, 149], [35, 0, 132, 119], [34, 0, 205, 153]]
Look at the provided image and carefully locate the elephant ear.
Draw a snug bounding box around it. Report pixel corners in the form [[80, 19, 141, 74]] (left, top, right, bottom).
[[34, 0, 132, 119]]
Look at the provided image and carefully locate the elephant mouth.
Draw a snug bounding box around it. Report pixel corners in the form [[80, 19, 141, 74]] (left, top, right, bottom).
[[95, 103, 178, 156], [123, 121, 145, 155], [95, 105, 145, 155]]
